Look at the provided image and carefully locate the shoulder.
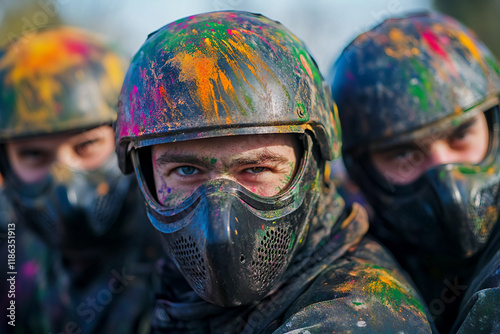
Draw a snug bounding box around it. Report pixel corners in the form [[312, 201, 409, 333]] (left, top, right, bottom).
[[452, 243, 500, 333], [274, 234, 433, 333]]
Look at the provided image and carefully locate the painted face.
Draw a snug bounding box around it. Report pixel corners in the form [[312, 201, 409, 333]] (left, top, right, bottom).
[[7, 126, 115, 183], [152, 134, 301, 207], [370, 112, 489, 184]]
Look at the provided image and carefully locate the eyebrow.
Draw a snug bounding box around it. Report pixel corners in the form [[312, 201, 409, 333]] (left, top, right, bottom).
[[154, 151, 289, 169], [375, 117, 480, 154], [449, 117, 477, 138], [17, 147, 51, 155], [155, 153, 214, 169], [225, 152, 289, 169]]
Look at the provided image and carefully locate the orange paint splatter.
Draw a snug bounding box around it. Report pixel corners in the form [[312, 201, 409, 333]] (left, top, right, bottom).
[[159, 86, 183, 118], [166, 30, 282, 123], [456, 30, 488, 73], [0, 27, 122, 129], [385, 28, 420, 60], [169, 50, 224, 121]]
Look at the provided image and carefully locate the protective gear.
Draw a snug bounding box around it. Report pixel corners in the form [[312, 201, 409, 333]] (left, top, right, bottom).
[[451, 228, 500, 333], [330, 12, 500, 259], [115, 11, 342, 307], [0, 27, 122, 139], [134, 135, 321, 306], [2, 153, 132, 249], [149, 202, 434, 333], [0, 27, 162, 334], [0, 27, 131, 248]]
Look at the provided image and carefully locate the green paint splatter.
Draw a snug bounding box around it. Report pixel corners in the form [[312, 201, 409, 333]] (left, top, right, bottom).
[[486, 56, 500, 76], [458, 165, 485, 174], [242, 91, 254, 114], [362, 263, 427, 316], [200, 157, 217, 165], [295, 101, 306, 118], [288, 232, 296, 250], [407, 58, 440, 113]]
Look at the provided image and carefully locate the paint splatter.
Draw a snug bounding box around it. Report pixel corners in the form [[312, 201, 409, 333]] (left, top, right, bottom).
[[0, 27, 123, 134]]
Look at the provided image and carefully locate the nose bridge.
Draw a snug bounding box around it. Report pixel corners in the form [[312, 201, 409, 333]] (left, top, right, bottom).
[[198, 191, 235, 244], [50, 160, 75, 183], [56, 143, 69, 164], [428, 139, 454, 166]]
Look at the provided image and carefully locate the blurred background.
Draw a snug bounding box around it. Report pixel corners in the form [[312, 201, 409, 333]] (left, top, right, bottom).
[[2, 0, 498, 76]]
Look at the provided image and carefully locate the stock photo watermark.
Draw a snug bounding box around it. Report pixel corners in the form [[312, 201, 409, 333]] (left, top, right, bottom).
[[49, 267, 136, 334], [6, 0, 70, 47], [429, 278, 468, 319], [5, 222, 16, 327]]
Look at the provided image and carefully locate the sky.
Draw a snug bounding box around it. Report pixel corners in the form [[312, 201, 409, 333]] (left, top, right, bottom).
[[0, 0, 433, 74]]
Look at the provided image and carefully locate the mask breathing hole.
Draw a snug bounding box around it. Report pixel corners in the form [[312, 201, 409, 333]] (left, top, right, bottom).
[[240, 255, 245, 263], [251, 227, 291, 288], [172, 235, 207, 292], [90, 193, 118, 234]]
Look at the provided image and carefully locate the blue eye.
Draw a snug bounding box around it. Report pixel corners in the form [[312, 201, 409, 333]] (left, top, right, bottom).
[[177, 166, 198, 176]]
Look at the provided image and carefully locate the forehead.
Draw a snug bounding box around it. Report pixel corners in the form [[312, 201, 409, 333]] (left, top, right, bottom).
[[368, 110, 487, 152], [152, 133, 297, 155], [8, 133, 75, 149]]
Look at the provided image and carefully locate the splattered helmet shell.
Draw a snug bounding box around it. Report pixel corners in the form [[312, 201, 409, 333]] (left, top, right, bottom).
[[115, 11, 341, 306], [331, 12, 500, 258], [0, 26, 124, 140], [0, 27, 133, 250]]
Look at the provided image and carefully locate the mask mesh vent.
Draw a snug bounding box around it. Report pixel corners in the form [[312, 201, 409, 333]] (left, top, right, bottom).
[[172, 235, 207, 292], [251, 227, 291, 289], [90, 194, 118, 235], [15, 202, 58, 245], [469, 182, 500, 242]]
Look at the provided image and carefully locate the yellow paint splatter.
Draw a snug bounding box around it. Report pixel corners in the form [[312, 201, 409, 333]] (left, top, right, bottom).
[[456, 30, 488, 73], [0, 27, 123, 129]]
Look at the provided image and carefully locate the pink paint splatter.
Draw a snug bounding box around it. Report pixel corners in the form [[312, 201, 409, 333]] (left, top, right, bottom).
[[121, 85, 141, 137], [21, 261, 39, 278], [422, 30, 447, 59], [140, 67, 148, 80], [64, 40, 91, 56], [422, 30, 458, 77]]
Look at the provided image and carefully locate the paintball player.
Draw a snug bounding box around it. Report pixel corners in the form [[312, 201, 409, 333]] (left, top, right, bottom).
[[330, 12, 500, 333], [115, 10, 434, 333], [0, 27, 161, 333]]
